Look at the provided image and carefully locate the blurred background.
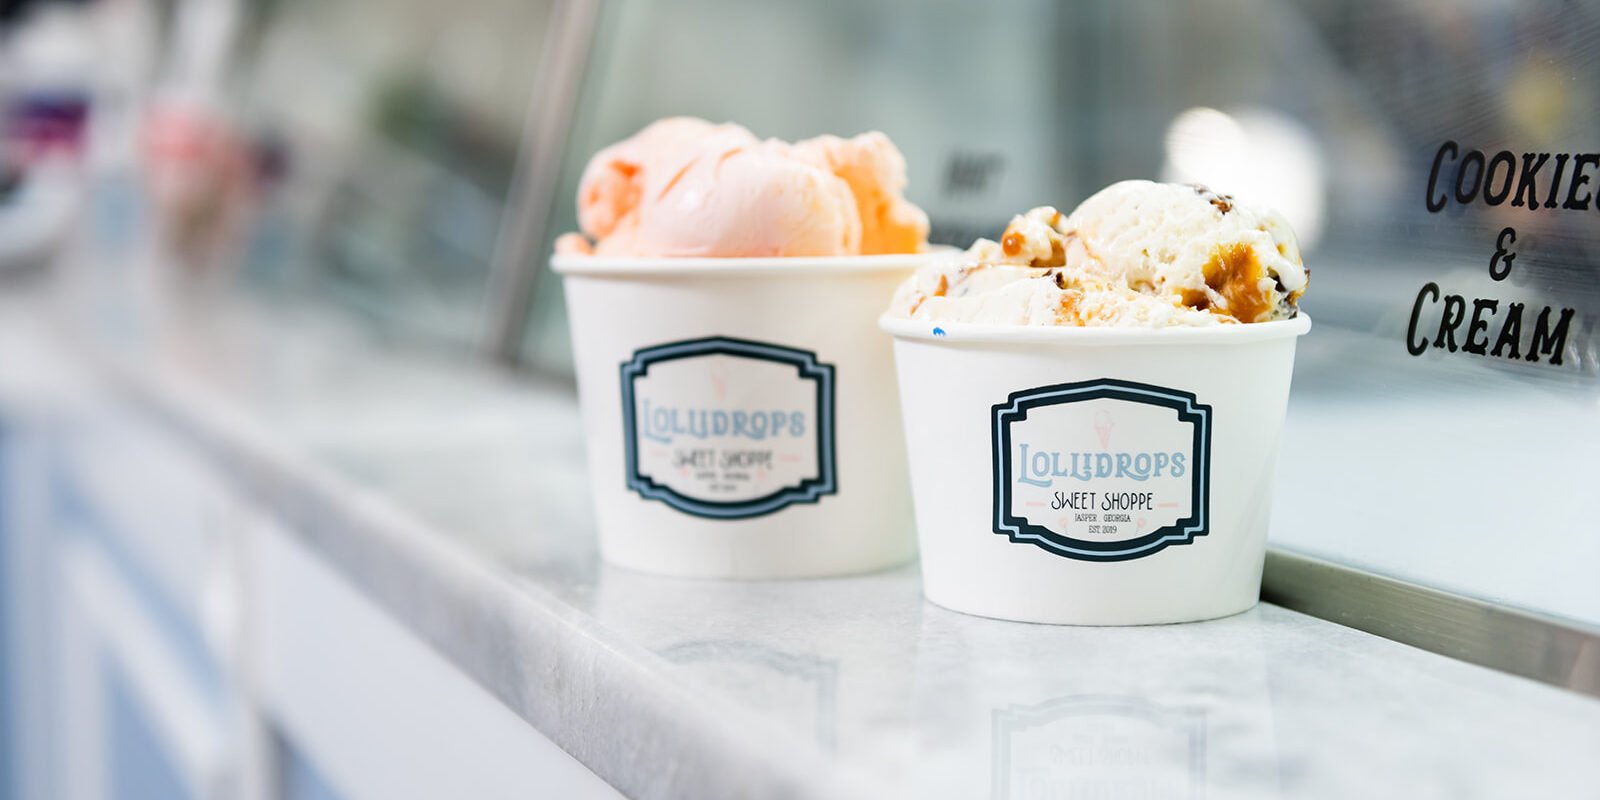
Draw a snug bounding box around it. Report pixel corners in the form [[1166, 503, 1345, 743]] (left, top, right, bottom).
[[9, 0, 1599, 370], [2, 0, 1598, 797]]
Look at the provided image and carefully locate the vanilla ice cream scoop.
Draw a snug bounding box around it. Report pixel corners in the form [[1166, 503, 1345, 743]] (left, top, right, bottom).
[[557, 117, 929, 258], [891, 181, 1308, 326]]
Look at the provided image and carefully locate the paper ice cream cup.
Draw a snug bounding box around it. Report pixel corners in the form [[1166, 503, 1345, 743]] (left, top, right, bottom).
[[554, 253, 931, 578], [880, 315, 1311, 624]]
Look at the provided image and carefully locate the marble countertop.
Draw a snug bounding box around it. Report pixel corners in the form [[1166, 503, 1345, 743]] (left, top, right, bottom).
[[27, 289, 1600, 800]]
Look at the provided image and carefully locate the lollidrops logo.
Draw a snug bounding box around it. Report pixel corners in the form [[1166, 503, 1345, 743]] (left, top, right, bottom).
[[621, 337, 836, 519], [992, 379, 1212, 561]]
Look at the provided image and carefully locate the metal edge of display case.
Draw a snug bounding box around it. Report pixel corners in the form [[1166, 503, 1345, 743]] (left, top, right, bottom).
[[1262, 548, 1600, 700], [482, 0, 603, 364]]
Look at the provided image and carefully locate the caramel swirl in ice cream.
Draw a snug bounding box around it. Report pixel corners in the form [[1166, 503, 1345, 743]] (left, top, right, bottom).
[[1201, 243, 1272, 323], [889, 181, 1307, 327]]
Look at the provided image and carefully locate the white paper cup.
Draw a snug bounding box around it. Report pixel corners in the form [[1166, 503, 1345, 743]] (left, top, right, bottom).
[[554, 253, 931, 578], [880, 315, 1312, 624]]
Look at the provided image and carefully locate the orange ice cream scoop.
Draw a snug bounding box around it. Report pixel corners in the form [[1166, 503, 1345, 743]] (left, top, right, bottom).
[[792, 132, 930, 255], [569, 117, 756, 250], [559, 117, 928, 258]]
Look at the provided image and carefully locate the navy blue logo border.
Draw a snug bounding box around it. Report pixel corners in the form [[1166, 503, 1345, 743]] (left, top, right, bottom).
[[991, 379, 1212, 562], [621, 336, 837, 520]]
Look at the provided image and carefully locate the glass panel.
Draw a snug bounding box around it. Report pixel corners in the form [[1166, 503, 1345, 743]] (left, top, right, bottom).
[[1263, 2, 1600, 625], [226, 0, 556, 348], [523, 0, 1600, 627]]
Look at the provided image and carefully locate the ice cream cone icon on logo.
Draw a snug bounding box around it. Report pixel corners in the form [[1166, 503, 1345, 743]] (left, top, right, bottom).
[[708, 360, 730, 400], [1093, 410, 1114, 449]]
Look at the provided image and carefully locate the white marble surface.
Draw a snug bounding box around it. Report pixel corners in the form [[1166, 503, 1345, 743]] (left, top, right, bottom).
[[19, 288, 1600, 800]]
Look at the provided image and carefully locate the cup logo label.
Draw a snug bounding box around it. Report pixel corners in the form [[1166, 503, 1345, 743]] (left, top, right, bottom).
[[621, 337, 837, 519], [991, 379, 1212, 561]]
